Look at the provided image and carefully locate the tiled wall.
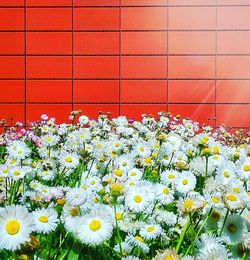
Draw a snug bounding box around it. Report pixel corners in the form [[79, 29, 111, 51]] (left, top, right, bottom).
[[1, 0, 250, 128]]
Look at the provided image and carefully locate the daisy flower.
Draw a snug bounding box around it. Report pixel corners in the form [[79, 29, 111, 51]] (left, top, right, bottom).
[[59, 152, 79, 169], [33, 208, 58, 234], [196, 234, 231, 260], [66, 187, 87, 207], [174, 171, 196, 194], [7, 140, 31, 160], [75, 210, 113, 246], [219, 214, 244, 245], [125, 235, 149, 254], [139, 223, 163, 240], [0, 205, 34, 251], [125, 188, 153, 213], [128, 168, 143, 181]]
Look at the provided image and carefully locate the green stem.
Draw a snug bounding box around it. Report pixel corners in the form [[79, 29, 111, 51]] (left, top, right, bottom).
[[113, 199, 123, 257], [176, 215, 191, 254], [219, 209, 229, 236]]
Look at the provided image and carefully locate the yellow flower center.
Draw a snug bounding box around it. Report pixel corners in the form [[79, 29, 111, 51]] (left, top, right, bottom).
[[70, 208, 79, 217], [89, 219, 101, 232], [13, 170, 20, 176], [65, 156, 72, 163], [135, 235, 144, 243], [211, 197, 219, 203], [90, 180, 96, 185], [115, 213, 123, 220], [246, 213, 250, 220], [168, 174, 175, 179], [144, 157, 151, 164], [233, 187, 240, 193], [5, 219, 20, 235], [243, 165, 250, 171], [139, 147, 145, 152], [130, 172, 137, 177], [182, 179, 188, 185], [223, 171, 230, 178], [2, 169, 8, 174], [146, 226, 155, 233], [226, 194, 237, 202], [163, 256, 174, 260], [184, 200, 194, 209], [114, 169, 122, 177], [133, 195, 142, 203], [122, 162, 128, 167], [213, 146, 219, 154], [39, 216, 48, 223], [163, 187, 169, 194]]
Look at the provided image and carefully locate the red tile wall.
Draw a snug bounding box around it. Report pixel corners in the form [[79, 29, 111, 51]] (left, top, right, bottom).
[[0, 1, 250, 128]]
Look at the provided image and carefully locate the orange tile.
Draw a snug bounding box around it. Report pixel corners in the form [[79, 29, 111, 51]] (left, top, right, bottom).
[[169, 0, 216, 4], [0, 104, 25, 125], [121, 7, 168, 30], [0, 0, 24, 5], [121, 56, 167, 78], [122, 0, 167, 5], [168, 56, 215, 79], [74, 104, 119, 119], [74, 32, 119, 54], [121, 80, 167, 102], [27, 80, 72, 102], [216, 105, 250, 128], [0, 80, 24, 102], [74, 56, 119, 78], [74, 0, 119, 5], [120, 104, 166, 120], [0, 57, 24, 78], [74, 80, 119, 102], [27, 32, 72, 54], [217, 7, 250, 29], [74, 8, 119, 30], [218, 0, 250, 5], [169, 7, 216, 30], [216, 80, 250, 103], [168, 32, 216, 54], [26, 104, 72, 124], [27, 0, 72, 5], [217, 56, 250, 79], [217, 32, 250, 54], [27, 56, 72, 78], [27, 8, 72, 30], [121, 32, 167, 54], [0, 8, 24, 30], [168, 80, 215, 103], [0, 32, 24, 54], [168, 104, 215, 125]]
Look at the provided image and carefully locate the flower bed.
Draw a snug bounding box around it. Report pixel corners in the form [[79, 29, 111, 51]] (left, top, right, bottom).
[[0, 112, 249, 259]]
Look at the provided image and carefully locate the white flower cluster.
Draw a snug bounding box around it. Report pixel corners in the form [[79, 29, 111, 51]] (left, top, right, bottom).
[[0, 113, 249, 259]]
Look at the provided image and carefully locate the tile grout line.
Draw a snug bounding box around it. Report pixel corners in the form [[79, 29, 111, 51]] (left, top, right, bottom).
[[24, 0, 27, 127], [166, 0, 169, 112], [72, 0, 74, 112], [119, 0, 121, 115]]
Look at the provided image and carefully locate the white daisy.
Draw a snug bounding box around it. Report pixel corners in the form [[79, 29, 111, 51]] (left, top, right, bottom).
[[75, 210, 113, 246], [139, 223, 163, 240], [33, 208, 58, 234], [7, 140, 31, 160], [174, 171, 196, 194], [125, 235, 150, 254], [125, 188, 153, 213], [66, 187, 87, 207], [0, 205, 34, 251], [59, 152, 79, 169], [220, 214, 244, 245]]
